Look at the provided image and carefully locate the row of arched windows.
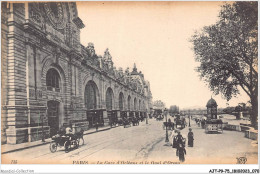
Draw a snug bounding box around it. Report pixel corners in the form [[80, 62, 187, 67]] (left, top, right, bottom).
[[84, 82, 145, 111], [46, 69, 145, 111]]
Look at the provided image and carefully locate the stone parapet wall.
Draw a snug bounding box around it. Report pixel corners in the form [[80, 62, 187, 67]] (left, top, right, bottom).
[[245, 129, 258, 141]]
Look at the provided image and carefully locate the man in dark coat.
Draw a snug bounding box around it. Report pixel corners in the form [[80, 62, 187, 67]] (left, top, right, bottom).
[[176, 132, 184, 146], [188, 128, 194, 147], [172, 130, 178, 148], [178, 143, 186, 162], [176, 132, 185, 156]]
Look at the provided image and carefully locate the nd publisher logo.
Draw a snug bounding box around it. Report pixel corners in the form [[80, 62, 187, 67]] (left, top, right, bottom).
[[236, 157, 247, 164]]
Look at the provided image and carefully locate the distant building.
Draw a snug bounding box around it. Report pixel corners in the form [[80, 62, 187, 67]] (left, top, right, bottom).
[[152, 100, 165, 116], [1, 2, 152, 144]]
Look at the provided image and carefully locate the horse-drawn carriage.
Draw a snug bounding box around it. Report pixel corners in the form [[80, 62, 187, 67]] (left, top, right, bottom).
[[122, 118, 132, 128], [156, 114, 164, 121], [132, 116, 139, 126], [163, 121, 174, 130], [174, 117, 186, 129], [153, 109, 164, 121]]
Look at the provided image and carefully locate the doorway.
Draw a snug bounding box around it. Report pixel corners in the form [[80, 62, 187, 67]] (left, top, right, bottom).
[[47, 100, 60, 136]]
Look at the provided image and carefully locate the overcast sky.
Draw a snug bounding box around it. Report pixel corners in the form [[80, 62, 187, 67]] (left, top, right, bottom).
[[77, 1, 250, 109]]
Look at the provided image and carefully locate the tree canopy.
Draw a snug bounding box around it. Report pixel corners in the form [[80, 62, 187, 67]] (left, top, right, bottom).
[[191, 2, 258, 128], [169, 105, 179, 116]]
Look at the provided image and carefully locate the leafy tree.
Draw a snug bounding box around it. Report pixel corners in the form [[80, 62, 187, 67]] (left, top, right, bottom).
[[169, 105, 179, 116], [191, 2, 258, 128]]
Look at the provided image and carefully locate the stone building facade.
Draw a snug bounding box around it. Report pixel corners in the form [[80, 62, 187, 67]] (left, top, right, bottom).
[[1, 2, 153, 144]]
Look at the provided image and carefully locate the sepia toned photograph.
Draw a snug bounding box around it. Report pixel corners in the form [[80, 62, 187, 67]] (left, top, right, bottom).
[[1, 0, 258, 168]]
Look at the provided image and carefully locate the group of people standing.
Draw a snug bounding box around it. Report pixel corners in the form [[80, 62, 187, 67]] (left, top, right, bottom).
[[195, 118, 206, 128], [171, 128, 194, 162]]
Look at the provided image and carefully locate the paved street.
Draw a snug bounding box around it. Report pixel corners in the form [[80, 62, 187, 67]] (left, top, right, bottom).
[[2, 117, 257, 164], [148, 118, 258, 164]]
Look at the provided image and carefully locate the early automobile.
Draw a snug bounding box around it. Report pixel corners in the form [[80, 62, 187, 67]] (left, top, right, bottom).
[[49, 129, 84, 153]]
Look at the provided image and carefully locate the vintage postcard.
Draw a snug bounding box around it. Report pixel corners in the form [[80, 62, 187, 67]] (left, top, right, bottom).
[[1, 0, 258, 170]]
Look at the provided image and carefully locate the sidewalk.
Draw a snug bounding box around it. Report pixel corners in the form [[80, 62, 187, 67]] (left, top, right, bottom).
[[147, 118, 258, 164], [1, 125, 113, 154]]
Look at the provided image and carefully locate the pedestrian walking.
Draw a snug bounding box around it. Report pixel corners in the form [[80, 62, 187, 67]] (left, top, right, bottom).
[[178, 143, 186, 162], [95, 120, 99, 131], [176, 131, 184, 156], [188, 128, 194, 147], [171, 130, 178, 148], [201, 119, 203, 128], [168, 118, 174, 130], [172, 121, 175, 130], [176, 132, 184, 146]]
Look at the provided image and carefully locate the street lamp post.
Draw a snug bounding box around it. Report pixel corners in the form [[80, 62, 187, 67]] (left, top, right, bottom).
[[39, 109, 47, 142], [165, 108, 169, 142], [189, 110, 191, 127], [146, 109, 148, 124], [41, 111, 45, 142]]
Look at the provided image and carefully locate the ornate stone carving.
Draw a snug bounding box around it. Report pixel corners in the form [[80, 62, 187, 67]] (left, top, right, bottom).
[[29, 9, 42, 24], [86, 43, 96, 58], [43, 2, 66, 30], [55, 47, 61, 64]]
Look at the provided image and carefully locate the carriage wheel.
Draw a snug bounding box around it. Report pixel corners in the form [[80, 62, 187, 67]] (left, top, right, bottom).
[[64, 141, 70, 153], [78, 137, 84, 146], [75, 140, 79, 149], [49, 142, 57, 153]]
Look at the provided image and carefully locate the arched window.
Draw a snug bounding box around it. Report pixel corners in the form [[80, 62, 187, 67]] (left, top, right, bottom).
[[119, 93, 124, 111], [46, 68, 60, 92], [139, 100, 141, 111], [85, 81, 97, 109], [134, 98, 137, 110], [127, 96, 131, 111], [106, 88, 113, 111]]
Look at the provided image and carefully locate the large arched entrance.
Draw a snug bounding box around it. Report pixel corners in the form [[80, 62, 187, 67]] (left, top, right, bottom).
[[85, 80, 102, 127], [47, 100, 60, 136], [138, 99, 142, 119], [46, 68, 62, 137], [134, 98, 139, 118], [119, 92, 126, 118], [127, 96, 131, 111], [128, 95, 134, 118], [119, 92, 124, 111], [106, 88, 113, 111], [85, 81, 97, 110], [134, 98, 137, 110], [106, 88, 115, 124]]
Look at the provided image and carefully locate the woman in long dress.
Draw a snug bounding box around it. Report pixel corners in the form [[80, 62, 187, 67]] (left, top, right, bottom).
[[178, 143, 186, 162], [171, 130, 178, 148], [188, 128, 194, 147]]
